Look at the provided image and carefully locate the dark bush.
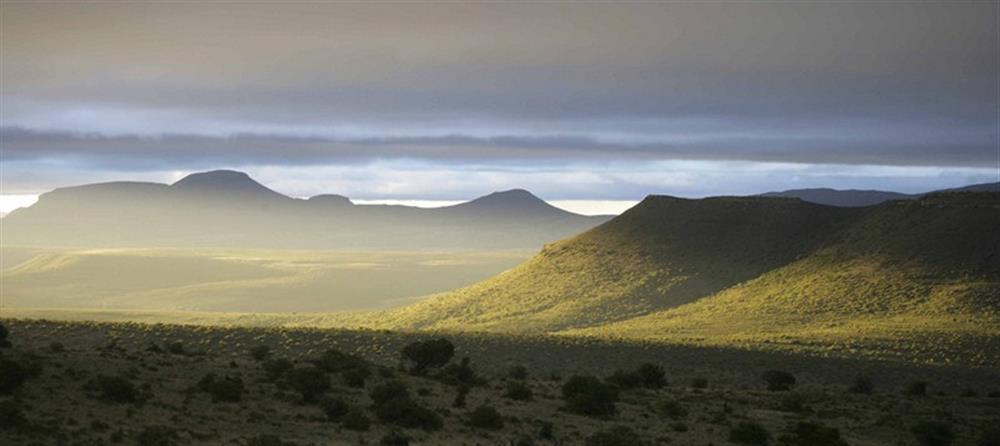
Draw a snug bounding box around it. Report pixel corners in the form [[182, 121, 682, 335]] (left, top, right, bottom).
[[656, 398, 688, 419], [166, 342, 185, 355], [246, 434, 291, 446], [401, 338, 454, 374], [262, 358, 294, 381], [0, 400, 26, 430], [0, 323, 10, 348], [285, 366, 330, 403], [84, 375, 140, 403], [905, 381, 929, 397], [978, 426, 1000, 446], [249, 345, 270, 361], [342, 407, 371, 431], [341, 367, 371, 388], [438, 357, 484, 386], [637, 363, 667, 388], [453, 383, 470, 408], [585, 425, 644, 446], [562, 375, 619, 417], [508, 365, 528, 380], [197, 373, 245, 402], [778, 422, 847, 446], [373, 396, 443, 431], [605, 369, 643, 390], [779, 392, 807, 413], [961, 388, 978, 398], [135, 425, 178, 446], [538, 420, 554, 439], [314, 349, 369, 374], [468, 405, 504, 430], [370, 381, 410, 406], [691, 377, 709, 389], [504, 381, 533, 401], [730, 420, 771, 446], [380, 430, 411, 446], [762, 370, 796, 391], [848, 374, 874, 394], [49, 342, 65, 353], [319, 396, 349, 421], [0, 358, 29, 394], [912, 421, 955, 446]]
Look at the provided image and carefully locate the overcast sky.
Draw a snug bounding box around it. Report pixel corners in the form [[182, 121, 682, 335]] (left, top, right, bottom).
[[1, 1, 998, 210]]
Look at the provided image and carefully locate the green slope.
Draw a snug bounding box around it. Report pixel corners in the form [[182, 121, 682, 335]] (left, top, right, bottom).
[[374, 196, 860, 332]]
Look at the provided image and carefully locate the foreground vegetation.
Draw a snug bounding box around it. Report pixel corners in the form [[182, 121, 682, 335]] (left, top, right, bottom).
[[2, 319, 999, 445]]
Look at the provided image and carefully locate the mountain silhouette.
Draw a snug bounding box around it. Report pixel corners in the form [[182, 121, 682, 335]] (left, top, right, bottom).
[[759, 182, 1000, 206]]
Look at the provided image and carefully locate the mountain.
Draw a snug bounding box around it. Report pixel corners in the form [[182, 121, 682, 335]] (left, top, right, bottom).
[[371, 192, 1000, 363], [0, 170, 609, 250], [759, 181, 1000, 207]]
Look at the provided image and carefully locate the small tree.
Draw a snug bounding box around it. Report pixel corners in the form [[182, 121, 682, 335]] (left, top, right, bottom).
[[401, 338, 455, 375], [562, 375, 619, 417], [762, 370, 796, 391]]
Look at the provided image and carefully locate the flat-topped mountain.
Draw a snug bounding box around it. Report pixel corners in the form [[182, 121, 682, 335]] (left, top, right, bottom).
[[759, 181, 999, 207], [1, 170, 609, 250]]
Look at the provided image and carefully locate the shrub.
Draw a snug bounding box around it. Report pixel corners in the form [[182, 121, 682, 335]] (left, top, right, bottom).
[[373, 396, 443, 431], [605, 369, 643, 390], [779, 392, 807, 413], [960, 388, 978, 398], [468, 405, 504, 430], [848, 374, 874, 394], [730, 420, 771, 446], [0, 400, 26, 430], [585, 425, 644, 446], [538, 420, 554, 439], [285, 366, 330, 403], [370, 381, 410, 406], [135, 425, 178, 446], [508, 365, 528, 380], [314, 349, 369, 374], [453, 383, 470, 408], [762, 370, 796, 391], [0, 323, 10, 348], [637, 363, 667, 388], [319, 396, 349, 421], [656, 398, 688, 419], [197, 373, 245, 402], [978, 426, 1000, 446], [84, 375, 140, 403], [0, 358, 29, 395], [401, 338, 454, 374], [912, 421, 955, 446], [691, 377, 709, 389], [438, 357, 484, 386], [778, 422, 847, 446], [342, 407, 371, 431], [262, 358, 294, 381], [562, 375, 619, 417], [504, 381, 533, 401], [341, 367, 371, 388], [905, 381, 929, 397], [49, 342, 65, 353], [246, 434, 289, 446], [166, 342, 185, 355], [249, 345, 270, 361], [380, 430, 411, 446]]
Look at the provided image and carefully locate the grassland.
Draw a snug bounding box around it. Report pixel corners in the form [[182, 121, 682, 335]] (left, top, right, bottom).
[[1, 319, 998, 446]]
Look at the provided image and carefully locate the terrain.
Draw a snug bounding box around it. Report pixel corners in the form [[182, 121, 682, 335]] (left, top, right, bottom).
[[760, 182, 1000, 207], [1, 319, 999, 446], [0, 170, 609, 250]]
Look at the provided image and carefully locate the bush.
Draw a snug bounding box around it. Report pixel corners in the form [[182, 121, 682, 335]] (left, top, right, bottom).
[[453, 383, 470, 408], [341, 367, 371, 388], [779, 392, 807, 413], [848, 374, 874, 394], [49, 342, 65, 353], [438, 357, 484, 386], [373, 396, 443, 431], [504, 381, 533, 401], [380, 430, 411, 446], [585, 425, 644, 446], [691, 377, 709, 389], [778, 422, 847, 446], [135, 425, 178, 446], [285, 366, 330, 403], [0, 400, 26, 430], [84, 375, 140, 403], [401, 338, 454, 374], [656, 398, 688, 419], [246, 434, 290, 446], [320, 396, 349, 421], [262, 358, 294, 381], [468, 405, 504, 430], [342, 407, 371, 431], [762, 370, 796, 391], [314, 349, 369, 374], [978, 426, 1000, 446], [197, 373, 244, 402], [249, 345, 270, 361], [166, 342, 185, 355], [605, 369, 643, 390], [508, 365, 528, 380], [637, 363, 667, 388], [562, 375, 619, 417], [0, 358, 29, 395], [912, 421, 955, 446], [730, 420, 771, 446], [0, 323, 10, 348], [905, 381, 929, 397], [370, 381, 410, 405]]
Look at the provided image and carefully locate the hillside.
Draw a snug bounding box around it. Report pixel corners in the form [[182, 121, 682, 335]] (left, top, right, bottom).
[[759, 181, 1000, 207], [0, 170, 609, 250], [566, 193, 1000, 363], [373, 196, 860, 332]]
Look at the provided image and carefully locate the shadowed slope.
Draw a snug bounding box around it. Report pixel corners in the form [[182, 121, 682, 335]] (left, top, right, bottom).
[[375, 196, 859, 332]]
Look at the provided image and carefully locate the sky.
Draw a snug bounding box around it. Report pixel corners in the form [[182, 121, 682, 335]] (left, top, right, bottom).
[[1, 1, 998, 215]]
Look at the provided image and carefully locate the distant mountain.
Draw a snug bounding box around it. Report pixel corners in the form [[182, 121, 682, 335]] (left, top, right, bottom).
[[759, 181, 999, 206], [370, 192, 1000, 362], [1, 170, 610, 250]]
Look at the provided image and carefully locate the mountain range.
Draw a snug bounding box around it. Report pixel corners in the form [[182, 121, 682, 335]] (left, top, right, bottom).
[[759, 181, 1000, 206], [0, 170, 610, 250]]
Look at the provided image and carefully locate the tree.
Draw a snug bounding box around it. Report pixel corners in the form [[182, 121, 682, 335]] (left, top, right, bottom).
[[562, 375, 619, 417], [285, 366, 330, 403], [401, 338, 455, 375]]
